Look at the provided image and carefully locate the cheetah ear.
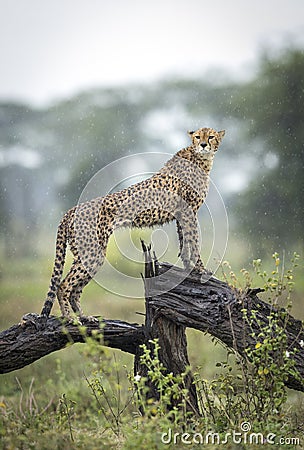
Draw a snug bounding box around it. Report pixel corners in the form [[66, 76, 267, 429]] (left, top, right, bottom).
[[218, 130, 225, 140], [187, 130, 194, 137]]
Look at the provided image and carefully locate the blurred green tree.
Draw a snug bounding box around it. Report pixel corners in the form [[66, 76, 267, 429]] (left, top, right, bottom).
[[1, 47, 303, 259], [231, 48, 304, 251]]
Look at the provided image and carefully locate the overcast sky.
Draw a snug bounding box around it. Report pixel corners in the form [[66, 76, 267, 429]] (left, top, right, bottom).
[[0, 0, 303, 106]]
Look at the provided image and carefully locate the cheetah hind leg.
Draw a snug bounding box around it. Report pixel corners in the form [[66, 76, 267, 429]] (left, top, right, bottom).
[[70, 254, 103, 324], [57, 257, 100, 324], [69, 281, 100, 325]]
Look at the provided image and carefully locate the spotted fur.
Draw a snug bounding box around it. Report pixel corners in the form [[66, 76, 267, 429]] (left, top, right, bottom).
[[41, 127, 225, 320]]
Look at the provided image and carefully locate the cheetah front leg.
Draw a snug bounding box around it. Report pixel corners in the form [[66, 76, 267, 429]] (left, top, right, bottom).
[[176, 212, 207, 273]]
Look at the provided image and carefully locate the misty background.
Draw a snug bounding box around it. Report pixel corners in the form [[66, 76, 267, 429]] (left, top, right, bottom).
[[1, 0, 304, 269], [1, 3, 304, 446]]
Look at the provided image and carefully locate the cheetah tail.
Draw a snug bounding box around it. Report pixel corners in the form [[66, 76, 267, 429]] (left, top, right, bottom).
[[40, 214, 69, 318]]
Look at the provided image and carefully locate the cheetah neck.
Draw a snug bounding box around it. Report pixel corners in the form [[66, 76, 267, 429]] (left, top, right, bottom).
[[173, 146, 215, 174]]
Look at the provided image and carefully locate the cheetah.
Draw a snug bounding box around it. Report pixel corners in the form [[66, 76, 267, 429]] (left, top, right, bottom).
[[40, 127, 225, 321]]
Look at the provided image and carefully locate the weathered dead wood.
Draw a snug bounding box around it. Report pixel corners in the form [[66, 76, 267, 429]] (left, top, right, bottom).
[[144, 260, 304, 393], [134, 243, 200, 415], [0, 317, 143, 374], [0, 256, 303, 394]]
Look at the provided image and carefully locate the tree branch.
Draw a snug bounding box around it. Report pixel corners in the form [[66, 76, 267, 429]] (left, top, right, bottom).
[[0, 316, 143, 374], [1, 259, 303, 394], [144, 261, 304, 392]]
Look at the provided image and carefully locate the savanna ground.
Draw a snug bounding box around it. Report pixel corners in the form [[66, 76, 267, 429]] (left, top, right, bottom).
[[1, 232, 304, 450]]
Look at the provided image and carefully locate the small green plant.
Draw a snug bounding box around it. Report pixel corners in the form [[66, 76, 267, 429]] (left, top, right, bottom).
[[2, 376, 55, 434], [252, 251, 299, 304], [134, 339, 192, 423], [0, 378, 63, 448], [57, 393, 76, 442], [82, 337, 134, 438], [195, 252, 303, 437], [122, 339, 197, 450], [244, 252, 302, 422]]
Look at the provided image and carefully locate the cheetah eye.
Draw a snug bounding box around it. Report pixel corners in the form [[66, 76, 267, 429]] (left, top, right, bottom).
[[208, 135, 215, 140], [195, 135, 200, 140]]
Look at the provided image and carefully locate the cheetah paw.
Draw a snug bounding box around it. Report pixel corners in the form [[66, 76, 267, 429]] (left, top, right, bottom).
[[80, 315, 100, 325], [192, 261, 212, 274], [20, 313, 45, 330]]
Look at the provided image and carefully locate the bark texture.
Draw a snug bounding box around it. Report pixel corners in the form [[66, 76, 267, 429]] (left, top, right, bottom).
[[134, 243, 200, 414], [0, 316, 143, 374], [0, 256, 303, 394]]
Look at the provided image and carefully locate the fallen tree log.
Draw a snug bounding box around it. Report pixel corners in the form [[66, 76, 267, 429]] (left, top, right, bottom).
[[134, 242, 200, 415], [0, 258, 303, 392], [144, 261, 304, 392], [0, 317, 143, 374]]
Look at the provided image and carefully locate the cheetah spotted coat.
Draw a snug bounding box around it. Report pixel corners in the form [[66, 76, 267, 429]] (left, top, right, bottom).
[[41, 127, 225, 320]]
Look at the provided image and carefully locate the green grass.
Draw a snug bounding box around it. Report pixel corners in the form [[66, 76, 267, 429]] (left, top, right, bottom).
[[1, 247, 304, 449]]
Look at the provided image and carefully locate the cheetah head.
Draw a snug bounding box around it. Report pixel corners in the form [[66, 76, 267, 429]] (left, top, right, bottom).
[[187, 127, 225, 156]]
